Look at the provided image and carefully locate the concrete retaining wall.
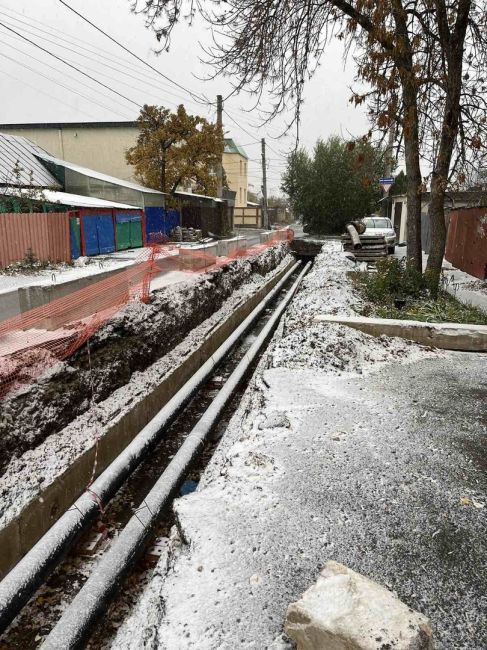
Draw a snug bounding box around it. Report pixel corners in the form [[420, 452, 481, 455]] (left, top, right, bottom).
[[0, 290, 21, 321], [0, 266, 130, 321], [260, 231, 273, 244], [0, 258, 296, 578], [217, 237, 247, 257], [179, 243, 218, 270], [313, 314, 487, 351]]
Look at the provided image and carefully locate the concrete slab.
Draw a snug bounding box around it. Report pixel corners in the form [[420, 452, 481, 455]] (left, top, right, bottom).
[[217, 237, 247, 257], [313, 314, 487, 351]]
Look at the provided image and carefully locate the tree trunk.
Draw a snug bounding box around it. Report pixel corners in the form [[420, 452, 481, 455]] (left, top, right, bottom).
[[402, 102, 423, 273], [391, 1, 423, 273], [425, 176, 446, 293], [404, 138, 422, 272], [425, 0, 470, 293]]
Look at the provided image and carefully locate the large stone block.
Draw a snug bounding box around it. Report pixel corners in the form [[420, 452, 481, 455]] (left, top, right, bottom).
[[285, 561, 434, 650]]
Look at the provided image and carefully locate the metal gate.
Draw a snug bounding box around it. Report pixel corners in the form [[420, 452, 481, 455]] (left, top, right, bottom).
[[82, 213, 116, 256]]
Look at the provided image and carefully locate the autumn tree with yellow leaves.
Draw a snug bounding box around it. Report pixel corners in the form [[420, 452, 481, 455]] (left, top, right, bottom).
[[126, 104, 224, 196]]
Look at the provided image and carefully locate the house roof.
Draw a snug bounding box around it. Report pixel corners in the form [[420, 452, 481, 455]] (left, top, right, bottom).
[[174, 190, 224, 203], [37, 152, 166, 196], [0, 187, 141, 210], [0, 134, 61, 188], [0, 121, 138, 130], [224, 138, 248, 160]]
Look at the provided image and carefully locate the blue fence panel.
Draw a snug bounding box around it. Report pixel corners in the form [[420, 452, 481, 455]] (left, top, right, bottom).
[[145, 207, 164, 244], [69, 217, 80, 260], [166, 209, 180, 234], [97, 215, 116, 254], [83, 216, 100, 256], [145, 207, 181, 243]]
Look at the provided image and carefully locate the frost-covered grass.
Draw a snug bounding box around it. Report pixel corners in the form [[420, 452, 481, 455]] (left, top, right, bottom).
[[353, 256, 487, 325], [372, 293, 487, 325]]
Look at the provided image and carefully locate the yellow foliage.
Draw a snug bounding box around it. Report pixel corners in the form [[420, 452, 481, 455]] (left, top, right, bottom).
[[126, 104, 224, 195]]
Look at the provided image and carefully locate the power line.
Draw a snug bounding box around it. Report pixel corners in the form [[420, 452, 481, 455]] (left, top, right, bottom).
[[0, 20, 141, 108], [0, 10, 212, 113], [58, 0, 208, 106], [0, 67, 108, 121], [0, 41, 135, 120]]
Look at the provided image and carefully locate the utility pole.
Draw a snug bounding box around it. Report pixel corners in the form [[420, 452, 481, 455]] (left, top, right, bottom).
[[261, 137, 269, 229], [216, 94, 223, 199]]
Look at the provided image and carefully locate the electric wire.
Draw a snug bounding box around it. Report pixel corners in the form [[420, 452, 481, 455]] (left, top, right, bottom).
[[0, 11, 213, 114], [0, 20, 141, 108], [58, 0, 208, 106], [0, 68, 109, 122], [0, 42, 135, 120]]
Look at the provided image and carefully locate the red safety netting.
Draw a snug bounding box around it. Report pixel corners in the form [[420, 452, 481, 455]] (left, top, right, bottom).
[[0, 229, 293, 399]]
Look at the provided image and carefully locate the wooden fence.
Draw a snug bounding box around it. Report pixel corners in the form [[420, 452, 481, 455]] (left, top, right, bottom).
[[234, 207, 262, 228], [0, 212, 71, 268]]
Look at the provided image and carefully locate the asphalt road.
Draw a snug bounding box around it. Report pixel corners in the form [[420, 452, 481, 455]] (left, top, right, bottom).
[[158, 352, 486, 649]]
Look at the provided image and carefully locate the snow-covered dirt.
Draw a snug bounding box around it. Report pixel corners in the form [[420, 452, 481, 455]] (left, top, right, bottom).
[[108, 242, 486, 649], [0, 245, 291, 529], [273, 243, 435, 375]]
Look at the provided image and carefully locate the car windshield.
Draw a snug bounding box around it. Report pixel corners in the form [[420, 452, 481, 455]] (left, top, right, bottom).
[[364, 218, 392, 229]]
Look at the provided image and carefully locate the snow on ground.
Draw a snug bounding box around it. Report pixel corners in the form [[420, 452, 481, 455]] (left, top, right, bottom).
[[394, 246, 487, 313], [106, 241, 487, 650], [150, 353, 486, 650], [272, 242, 436, 375], [0, 255, 137, 296]]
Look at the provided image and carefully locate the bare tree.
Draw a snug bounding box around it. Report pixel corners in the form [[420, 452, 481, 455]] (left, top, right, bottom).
[[132, 0, 487, 287]]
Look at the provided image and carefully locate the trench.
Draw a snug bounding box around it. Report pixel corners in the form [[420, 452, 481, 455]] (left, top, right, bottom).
[[0, 262, 305, 649], [0, 245, 289, 473]]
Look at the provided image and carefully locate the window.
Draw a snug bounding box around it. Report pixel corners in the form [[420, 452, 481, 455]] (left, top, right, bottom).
[[363, 217, 393, 229]]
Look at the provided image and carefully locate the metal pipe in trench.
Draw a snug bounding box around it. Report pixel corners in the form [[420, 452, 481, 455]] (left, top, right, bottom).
[[41, 261, 311, 650], [0, 261, 301, 633]]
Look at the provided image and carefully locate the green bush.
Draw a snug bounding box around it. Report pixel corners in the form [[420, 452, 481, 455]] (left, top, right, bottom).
[[360, 257, 426, 304]]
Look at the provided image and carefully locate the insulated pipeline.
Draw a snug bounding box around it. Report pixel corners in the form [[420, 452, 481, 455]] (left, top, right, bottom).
[[0, 260, 301, 633], [41, 261, 311, 650]]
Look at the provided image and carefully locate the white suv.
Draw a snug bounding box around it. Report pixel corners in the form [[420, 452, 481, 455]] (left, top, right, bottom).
[[363, 216, 397, 254]]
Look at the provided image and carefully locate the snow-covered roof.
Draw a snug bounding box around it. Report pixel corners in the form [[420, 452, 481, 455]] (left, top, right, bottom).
[[36, 152, 166, 196], [0, 187, 141, 210], [175, 190, 224, 203], [0, 134, 61, 188]]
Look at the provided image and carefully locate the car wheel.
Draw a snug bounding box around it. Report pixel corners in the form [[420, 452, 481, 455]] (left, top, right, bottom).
[[388, 246, 395, 254]]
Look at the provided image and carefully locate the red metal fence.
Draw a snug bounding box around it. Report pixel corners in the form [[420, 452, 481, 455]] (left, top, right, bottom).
[[445, 207, 487, 279], [0, 212, 71, 268]]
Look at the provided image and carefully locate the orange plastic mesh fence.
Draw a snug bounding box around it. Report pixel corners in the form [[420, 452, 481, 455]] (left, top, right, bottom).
[[0, 230, 292, 399]]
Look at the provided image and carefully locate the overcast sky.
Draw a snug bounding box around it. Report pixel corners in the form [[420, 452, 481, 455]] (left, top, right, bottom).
[[0, 0, 370, 193]]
